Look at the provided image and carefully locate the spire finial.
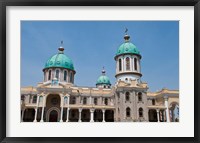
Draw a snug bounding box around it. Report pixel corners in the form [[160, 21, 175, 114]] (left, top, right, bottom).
[[58, 40, 64, 53], [125, 28, 128, 35], [102, 66, 106, 75], [124, 28, 130, 42]]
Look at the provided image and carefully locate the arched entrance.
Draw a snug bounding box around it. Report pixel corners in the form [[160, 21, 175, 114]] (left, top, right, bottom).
[[148, 109, 157, 122], [105, 110, 114, 122], [45, 94, 61, 122], [49, 110, 58, 122]]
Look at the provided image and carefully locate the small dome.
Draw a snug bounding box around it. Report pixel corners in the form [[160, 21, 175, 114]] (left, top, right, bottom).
[[96, 75, 111, 85], [44, 53, 74, 71], [115, 34, 140, 57]]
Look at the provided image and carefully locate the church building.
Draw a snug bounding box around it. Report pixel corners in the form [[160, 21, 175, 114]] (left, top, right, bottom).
[[21, 32, 179, 122]]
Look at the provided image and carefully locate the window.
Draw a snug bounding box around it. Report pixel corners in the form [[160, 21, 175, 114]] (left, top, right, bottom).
[[104, 98, 108, 105], [126, 57, 130, 70], [83, 97, 87, 105], [138, 92, 142, 101], [152, 99, 155, 105], [134, 58, 137, 71], [48, 70, 51, 80], [104, 85, 106, 88], [21, 95, 25, 101], [39, 96, 43, 103], [139, 108, 143, 117], [32, 95, 37, 103], [119, 59, 122, 71], [71, 97, 76, 104], [125, 92, 130, 101], [70, 72, 73, 83], [94, 98, 98, 105], [64, 71, 67, 81], [55, 70, 59, 79], [64, 97, 68, 104], [126, 107, 131, 117]]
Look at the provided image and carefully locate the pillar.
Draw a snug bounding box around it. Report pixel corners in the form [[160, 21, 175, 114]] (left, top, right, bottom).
[[90, 109, 95, 122], [21, 109, 25, 122], [79, 108, 82, 122], [33, 108, 38, 122], [66, 108, 70, 122], [156, 109, 160, 122], [102, 109, 105, 122], [40, 95, 45, 122], [164, 96, 170, 122], [60, 95, 64, 122]]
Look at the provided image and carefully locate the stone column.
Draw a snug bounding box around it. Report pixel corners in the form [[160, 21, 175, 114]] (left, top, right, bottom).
[[33, 108, 38, 122], [40, 95, 46, 122], [156, 109, 160, 122], [164, 96, 170, 122], [66, 108, 70, 122], [66, 96, 70, 122], [90, 109, 95, 122], [21, 109, 25, 122], [78, 108, 82, 122], [102, 109, 105, 122], [60, 95, 64, 122]]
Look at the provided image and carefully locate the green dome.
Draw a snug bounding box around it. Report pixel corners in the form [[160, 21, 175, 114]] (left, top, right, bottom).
[[116, 41, 140, 56], [96, 75, 111, 85], [44, 52, 74, 70]]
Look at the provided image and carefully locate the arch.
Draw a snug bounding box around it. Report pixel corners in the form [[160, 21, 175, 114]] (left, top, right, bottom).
[[55, 69, 60, 79], [94, 98, 98, 105], [32, 95, 37, 103], [64, 70, 67, 81], [104, 98, 108, 105], [125, 92, 130, 101], [126, 57, 130, 71], [45, 94, 61, 107], [70, 72, 73, 83], [46, 107, 60, 122], [119, 59, 122, 71], [83, 97, 87, 105], [139, 108, 143, 117], [138, 92, 142, 101], [70, 96, 76, 104], [152, 99, 155, 105], [126, 107, 131, 117], [48, 70, 51, 80], [134, 58, 137, 71], [169, 102, 179, 122]]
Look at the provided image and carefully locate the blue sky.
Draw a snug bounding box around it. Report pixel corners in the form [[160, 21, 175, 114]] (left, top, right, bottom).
[[21, 21, 179, 92]]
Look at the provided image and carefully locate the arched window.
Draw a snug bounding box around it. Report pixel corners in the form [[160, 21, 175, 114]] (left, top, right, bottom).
[[126, 107, 131, 117], [139, 108, 143, 117], [64, 70, 67, 81], [119, 59, 122, 71], [32, 95, 37, 103], [64, 97, 68, 105], [104, 98, 108, 105], [138, 92, 142, 101], [70, 72, 73, 83], [134, 58, 137, 71], [94, 98, 98, 105], [126, 57, 130, 71], [55, 70, 59, 79], [83, 97, 87, 105], [125, 92, 130, 101], [152, 99, 155, 105], [44, 72, 46, 81], [48, 70, 51, 80]]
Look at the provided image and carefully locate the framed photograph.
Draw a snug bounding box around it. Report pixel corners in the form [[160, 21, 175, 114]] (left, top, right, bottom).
[[0, 0, 199, 143]]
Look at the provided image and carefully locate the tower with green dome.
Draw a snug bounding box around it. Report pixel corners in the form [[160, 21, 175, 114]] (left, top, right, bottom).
[[114, 31, 142, 83], [96, 67, 111, 89], [43, 41, 76, 84]]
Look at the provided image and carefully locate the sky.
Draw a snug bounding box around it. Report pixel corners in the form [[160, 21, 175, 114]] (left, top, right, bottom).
[[21, 21, 179, 92]]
